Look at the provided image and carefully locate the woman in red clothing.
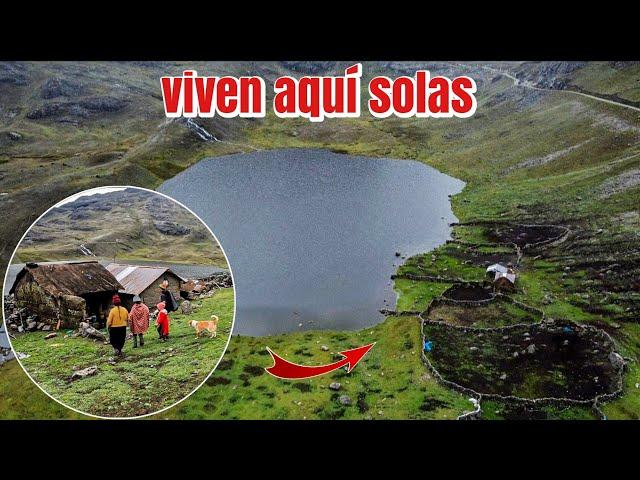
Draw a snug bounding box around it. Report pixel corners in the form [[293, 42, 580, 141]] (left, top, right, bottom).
[[129, 295, 150, 348], [155, 301, 170, 341]]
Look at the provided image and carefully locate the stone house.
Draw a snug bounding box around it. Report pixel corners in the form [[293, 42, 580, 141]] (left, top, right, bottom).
[[10, 261, 123, 328], [105, 263, 183, 309], [493, 270, 517, 291]]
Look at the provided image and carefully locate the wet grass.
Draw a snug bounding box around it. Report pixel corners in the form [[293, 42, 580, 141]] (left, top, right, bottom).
[[427, 298, 541, 328], [394, 279, 451, 313], [8, 288, 233, 417], [159, 314, 473, 420], [397, 243, 489, 282]]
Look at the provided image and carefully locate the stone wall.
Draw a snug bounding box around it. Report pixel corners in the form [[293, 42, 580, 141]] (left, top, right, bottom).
[[15, 281, 59, 323], [139, 274, 181, 309], [12, 281, 87, 329]]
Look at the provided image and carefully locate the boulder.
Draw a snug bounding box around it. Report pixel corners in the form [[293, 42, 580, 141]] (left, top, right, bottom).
[[338, 395, 352, 406], [71, 365, 97, 381], [78, 96, 127, 112], [321, 345, 329, 351], [329, 382, 341, 391], [26, 96, 127, 120], [526, 344, 537, 355], [153, 220, 190, 236], [78, 322, 107, 342], [180, 300, 192, 315], [609, 352, 625, 370], [40, 77, 83, 99]]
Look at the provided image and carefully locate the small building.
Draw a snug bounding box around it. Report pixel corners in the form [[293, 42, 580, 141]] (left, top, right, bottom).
[[106, 263, 184, 309], [493, 270, 517, 291], [486, 263, 509, 276], [10, 261, 123, 328]]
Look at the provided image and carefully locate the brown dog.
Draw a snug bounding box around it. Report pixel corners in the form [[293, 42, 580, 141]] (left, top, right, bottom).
[[189, 315, 219, 338]]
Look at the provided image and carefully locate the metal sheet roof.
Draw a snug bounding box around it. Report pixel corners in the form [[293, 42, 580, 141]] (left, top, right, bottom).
[[10, 261, 123, 297], [106, 263, 184, 296], [487, 263, 509, 274]]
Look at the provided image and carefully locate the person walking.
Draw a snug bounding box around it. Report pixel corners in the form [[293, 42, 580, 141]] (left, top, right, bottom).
[[128, 295, 149, 348], [107, 294, 128, 357], [156, 301, 170, 341], [159, 280, 178, 313]]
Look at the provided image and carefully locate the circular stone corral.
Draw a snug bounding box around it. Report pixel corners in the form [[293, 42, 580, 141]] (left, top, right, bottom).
[[422, 320, 623, 402], [491, 224, 569, 249], [442, 283, 495, 303], [426, 294, 542, 328]]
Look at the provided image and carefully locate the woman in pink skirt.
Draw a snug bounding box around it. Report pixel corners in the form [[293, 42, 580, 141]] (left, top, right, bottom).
[[128, 295, 150, 348]]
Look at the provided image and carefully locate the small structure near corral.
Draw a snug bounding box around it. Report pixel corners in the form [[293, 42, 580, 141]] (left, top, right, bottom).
[[493, 270, 517, 291], [487, 263, 517, 290], [106, 263, 184, 309], [486, 263, 509, 276], [10, 261, 123, 329]]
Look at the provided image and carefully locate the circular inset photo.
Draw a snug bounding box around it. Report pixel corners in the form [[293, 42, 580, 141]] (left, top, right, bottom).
[[2, 186, 235, 418]]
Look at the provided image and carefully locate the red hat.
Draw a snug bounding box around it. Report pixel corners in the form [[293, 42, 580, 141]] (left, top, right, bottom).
[[112, 294, 121, 305]]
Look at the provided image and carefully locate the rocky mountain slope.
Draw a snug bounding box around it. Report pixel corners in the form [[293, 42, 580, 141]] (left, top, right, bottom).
[[15, 187, 226, 266]]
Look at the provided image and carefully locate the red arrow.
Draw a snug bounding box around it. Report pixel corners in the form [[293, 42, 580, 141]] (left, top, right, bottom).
[[265, 343, 375, 380]]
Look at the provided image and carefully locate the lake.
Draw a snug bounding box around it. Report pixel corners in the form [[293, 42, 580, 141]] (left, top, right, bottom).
[[160, 148, 464, 336]]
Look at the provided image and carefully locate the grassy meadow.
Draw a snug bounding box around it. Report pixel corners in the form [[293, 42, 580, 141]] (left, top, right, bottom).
[[7, 288, 233, 418]]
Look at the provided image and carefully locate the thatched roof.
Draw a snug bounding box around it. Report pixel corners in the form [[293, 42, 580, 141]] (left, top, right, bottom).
[[106, 263, 184, 296], [10, 261, 123, 297]]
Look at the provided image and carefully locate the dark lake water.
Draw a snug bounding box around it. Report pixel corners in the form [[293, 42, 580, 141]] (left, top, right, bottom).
[[160, 148, 464, 336]]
